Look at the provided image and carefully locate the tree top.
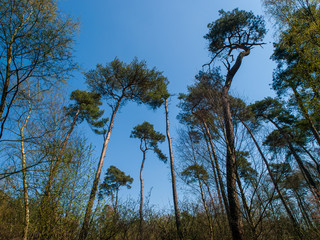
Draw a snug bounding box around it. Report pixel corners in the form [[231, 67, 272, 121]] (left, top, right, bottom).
[[204, 8, 266, 60]]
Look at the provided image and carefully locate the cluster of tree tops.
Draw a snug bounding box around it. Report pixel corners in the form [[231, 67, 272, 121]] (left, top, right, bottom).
[[0, 0, 319, 239]]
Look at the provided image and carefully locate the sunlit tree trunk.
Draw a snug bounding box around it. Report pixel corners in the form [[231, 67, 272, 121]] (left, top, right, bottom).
[[139, 148, 146, 240], [20, 103, 31, 240], [79, 98, 122, 240], [165, 99, 183, 239]]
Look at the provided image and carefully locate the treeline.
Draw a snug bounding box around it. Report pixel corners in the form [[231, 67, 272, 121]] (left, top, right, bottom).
[[0, 0, 319, 240]]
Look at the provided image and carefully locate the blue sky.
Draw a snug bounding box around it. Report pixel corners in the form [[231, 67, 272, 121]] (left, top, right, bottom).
[[59, 0, 276, 209]]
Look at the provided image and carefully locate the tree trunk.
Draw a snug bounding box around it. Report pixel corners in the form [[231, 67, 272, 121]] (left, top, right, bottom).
[[221, 50, 249, 240], [139, 150, 146, 240], [79, 98, 122, 240], [165, 99, 183, 240], [202, 120, 227, 217], [20, 105, 31, 240]]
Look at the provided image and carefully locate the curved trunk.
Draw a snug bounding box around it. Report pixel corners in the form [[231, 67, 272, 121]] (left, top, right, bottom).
[[165, 99, 183, 239], [79, 98, 122, 240]]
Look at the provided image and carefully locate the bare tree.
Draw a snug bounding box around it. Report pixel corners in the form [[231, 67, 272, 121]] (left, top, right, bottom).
[[0, 0, 78, 139]]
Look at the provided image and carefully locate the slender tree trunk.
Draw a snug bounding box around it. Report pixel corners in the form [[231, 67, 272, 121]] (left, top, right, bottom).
[[20, 105, 31, 240], [240, 119, 303, 239], [202, 120, 227, 217], [165, 99, 183, 240], [221, 50, 249, 240], [79, 98, 122, 240], [139, 150, 146, 240]]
